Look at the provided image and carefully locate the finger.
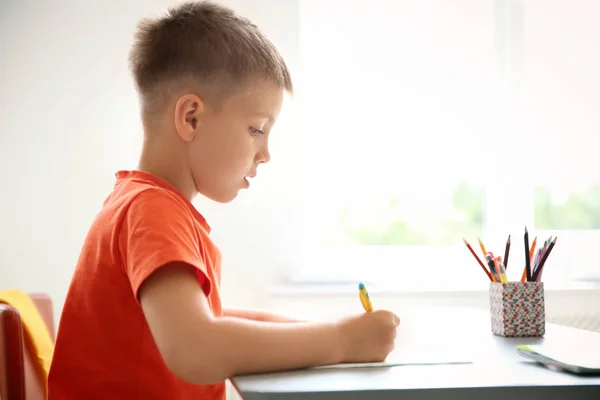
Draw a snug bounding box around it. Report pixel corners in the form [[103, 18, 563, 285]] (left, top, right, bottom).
[[393, 314, 400, 326]]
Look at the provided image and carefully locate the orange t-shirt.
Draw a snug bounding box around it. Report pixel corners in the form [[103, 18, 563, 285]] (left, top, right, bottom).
[[48, 170, 225, 400]]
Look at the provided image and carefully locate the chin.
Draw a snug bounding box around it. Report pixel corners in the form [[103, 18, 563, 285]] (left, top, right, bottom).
[[215, 195, 238, 204], [202, 190, 239, 204]]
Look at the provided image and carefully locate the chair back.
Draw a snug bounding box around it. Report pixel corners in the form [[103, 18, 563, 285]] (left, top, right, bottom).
[[0, 293, 54, 400]]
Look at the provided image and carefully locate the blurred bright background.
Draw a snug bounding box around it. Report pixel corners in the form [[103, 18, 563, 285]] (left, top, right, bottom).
[[2, 0, 600, 337]]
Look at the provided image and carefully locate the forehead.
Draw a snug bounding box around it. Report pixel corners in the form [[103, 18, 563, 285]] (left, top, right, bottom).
[[222, 79, 284, 118]]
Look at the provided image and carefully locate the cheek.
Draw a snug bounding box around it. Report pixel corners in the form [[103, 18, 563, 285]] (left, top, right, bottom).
[[188, 138, 221, 182], [189, 134, 252, 179], [226, 142, 256, 175]]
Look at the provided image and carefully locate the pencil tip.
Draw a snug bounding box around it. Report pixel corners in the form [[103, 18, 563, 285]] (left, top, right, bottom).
[[524, 226, 528, 233]]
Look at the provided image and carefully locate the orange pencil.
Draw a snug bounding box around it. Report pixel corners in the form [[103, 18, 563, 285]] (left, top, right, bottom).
[[463, 239, 493, 282], [530, 236, 537, 263]]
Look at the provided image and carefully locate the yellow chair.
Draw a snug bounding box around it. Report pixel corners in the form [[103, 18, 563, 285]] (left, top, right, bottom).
[[0, 292, 55, 400]]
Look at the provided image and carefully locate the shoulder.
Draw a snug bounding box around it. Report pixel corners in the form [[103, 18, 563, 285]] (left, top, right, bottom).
[[108, 171, 212, 233], [120, 186, 199, 236], [129, 185, 190, 210], [109, 172, 191, 214]]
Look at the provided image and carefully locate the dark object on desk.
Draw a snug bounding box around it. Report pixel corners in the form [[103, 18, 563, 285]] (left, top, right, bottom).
[[517, 344, 600, 375]]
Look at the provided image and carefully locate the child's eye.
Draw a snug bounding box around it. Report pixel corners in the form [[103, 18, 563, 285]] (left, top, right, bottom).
[[248, 126, 264, 136]]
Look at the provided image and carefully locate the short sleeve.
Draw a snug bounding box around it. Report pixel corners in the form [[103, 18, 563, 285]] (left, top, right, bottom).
[[119, 188, 211, 300]]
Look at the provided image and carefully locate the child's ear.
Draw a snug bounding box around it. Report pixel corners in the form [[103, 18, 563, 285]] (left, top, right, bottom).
[[174, 94, 205, 142]]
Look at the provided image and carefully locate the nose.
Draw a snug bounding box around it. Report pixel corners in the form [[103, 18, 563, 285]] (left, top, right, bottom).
[[256, 144, 271, 164]]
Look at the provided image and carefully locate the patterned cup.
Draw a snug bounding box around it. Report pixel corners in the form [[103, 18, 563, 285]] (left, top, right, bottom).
[[489, 281, 545, 337]]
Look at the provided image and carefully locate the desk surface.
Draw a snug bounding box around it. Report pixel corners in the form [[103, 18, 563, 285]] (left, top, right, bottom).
[[232, 308, 600, 400]]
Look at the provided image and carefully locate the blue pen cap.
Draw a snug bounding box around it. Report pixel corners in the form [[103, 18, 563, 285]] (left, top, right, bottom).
[[358, 282, 365, 290]]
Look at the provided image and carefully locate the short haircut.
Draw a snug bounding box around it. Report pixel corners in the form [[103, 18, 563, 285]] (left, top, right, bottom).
[[128, 0, 293, 114]]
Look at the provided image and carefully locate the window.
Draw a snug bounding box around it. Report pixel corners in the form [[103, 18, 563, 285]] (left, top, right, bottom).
[[522, 0, 600, 283], [286, 0, 600, 287]]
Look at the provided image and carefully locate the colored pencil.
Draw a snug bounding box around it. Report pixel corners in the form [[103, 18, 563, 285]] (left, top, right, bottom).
[[503, 235, 511, 270], [488, 253, 497, 279], [529, 236, 537, 276], [533, 238, 549, 276], [533, 237, 557, 281], [478, 238, 487, 258], [463, 239, 493, 281], [496, 257, 508, 283], [535, 267, 545, 282], [524, 227, 531, 281], [532, 248, 541, 276], [486, 254, 499, 282]]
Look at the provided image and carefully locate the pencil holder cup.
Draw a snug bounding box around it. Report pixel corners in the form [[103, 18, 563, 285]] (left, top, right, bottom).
[[489, 282, 545, 337]]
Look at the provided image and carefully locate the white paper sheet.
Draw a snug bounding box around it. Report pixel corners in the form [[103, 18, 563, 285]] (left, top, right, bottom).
[[310, 350, 474, 370]]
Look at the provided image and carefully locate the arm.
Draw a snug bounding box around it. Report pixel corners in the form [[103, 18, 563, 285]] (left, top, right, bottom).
[[139, 263, 344, 385], [125, 189, 395, 384], [223, 308, 304, 322]]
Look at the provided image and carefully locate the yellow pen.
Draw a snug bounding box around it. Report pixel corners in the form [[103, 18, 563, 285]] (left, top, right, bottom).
[[498, 262, 509, 283], [358, 282, 373, 312]]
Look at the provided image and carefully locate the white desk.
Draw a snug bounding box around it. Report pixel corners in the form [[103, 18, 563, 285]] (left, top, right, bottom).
[[232, 308, 600, 399]]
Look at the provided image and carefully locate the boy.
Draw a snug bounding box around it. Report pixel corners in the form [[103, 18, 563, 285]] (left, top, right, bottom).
[[47, 1, 400, 399]]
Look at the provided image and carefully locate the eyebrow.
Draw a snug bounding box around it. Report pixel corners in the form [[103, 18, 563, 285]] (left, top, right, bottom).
[[253, 112, 275, 124]]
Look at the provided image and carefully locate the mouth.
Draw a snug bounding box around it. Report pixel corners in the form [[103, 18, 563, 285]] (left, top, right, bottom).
[[243, 175, 255, 187]]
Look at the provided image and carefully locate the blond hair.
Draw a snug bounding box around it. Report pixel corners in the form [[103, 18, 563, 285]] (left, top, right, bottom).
[[129, 1, 293, 113]]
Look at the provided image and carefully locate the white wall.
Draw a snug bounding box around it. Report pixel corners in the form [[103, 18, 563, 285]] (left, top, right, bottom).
[[0, 0, 302, 320]]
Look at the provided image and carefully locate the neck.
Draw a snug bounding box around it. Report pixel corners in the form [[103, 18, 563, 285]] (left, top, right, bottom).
[[137, 136, 197, 202]]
